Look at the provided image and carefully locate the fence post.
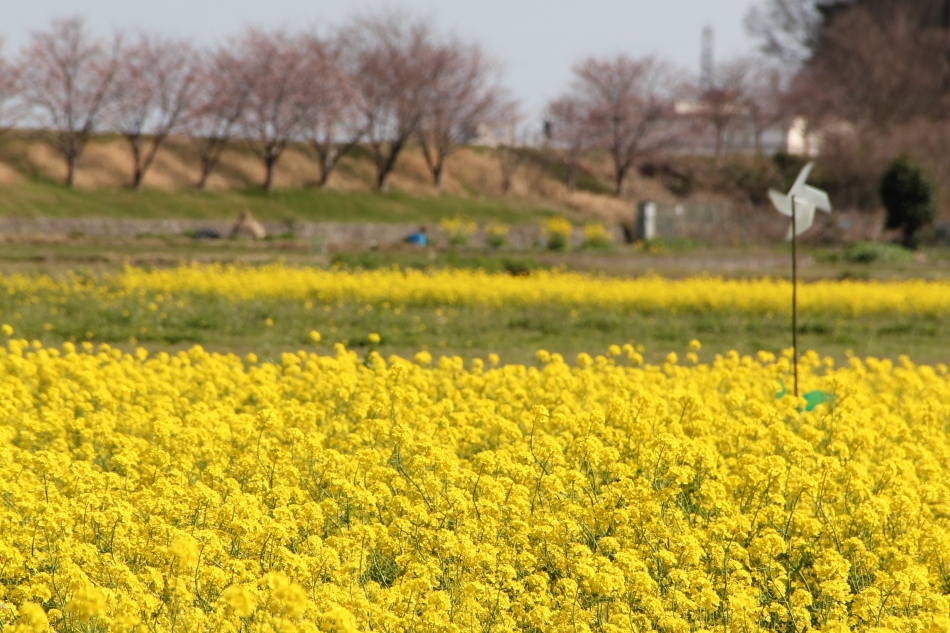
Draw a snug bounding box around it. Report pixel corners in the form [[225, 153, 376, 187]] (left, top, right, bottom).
[[637, 202, 656, 240]]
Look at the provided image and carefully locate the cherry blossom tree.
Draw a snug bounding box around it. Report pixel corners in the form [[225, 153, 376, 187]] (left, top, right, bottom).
[[111, 34, 198, 189], [416, 39, 502, 190], [571, 54, 680, 195], [340, 11, 440, 192], [693, 58, 754, 163], [0, 41, 23, 139], [238, 30, 308, 192], [17, 17, 120, 187], [185, 44, 253, 190], [298, 34, 365, 189], [544, 94, 595, 193]]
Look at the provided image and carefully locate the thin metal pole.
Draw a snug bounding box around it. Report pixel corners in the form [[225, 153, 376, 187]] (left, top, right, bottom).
[[791, 196, 798, 398]]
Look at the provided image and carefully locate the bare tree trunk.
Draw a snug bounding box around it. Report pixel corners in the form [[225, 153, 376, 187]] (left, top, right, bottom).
[[128, 136, 145, 190], [197, 151, 216, 189], [263, 155, 278, 192], [501, 172, 512, 194], [312, 139, 361, 190], [195, 138, 227, 190], [196, 161, 211, 191], [59, 134, 85, 188], [133, 166, 145, 190], [419, 139, 446, 190], [566, 162, 576, 193], [427, 150, 445, 190], [138, 136, 165, 190], [610, 144, 630, 196], [714, 126, 725, 166], [65, 152, 77, 188], [127, 134, 170, 191], [373, 140, 406, 193], [197, 155, 214, 190], [614, 164, 627, 196], [317, 153, 332, 189], [497, 146, 522, 195]]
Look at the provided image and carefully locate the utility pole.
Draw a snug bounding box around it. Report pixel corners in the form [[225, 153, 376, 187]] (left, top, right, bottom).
[[700, 25, 714, 92]]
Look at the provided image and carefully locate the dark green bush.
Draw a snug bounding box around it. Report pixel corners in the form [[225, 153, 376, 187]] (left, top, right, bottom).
[[880, 155, 937, 249]]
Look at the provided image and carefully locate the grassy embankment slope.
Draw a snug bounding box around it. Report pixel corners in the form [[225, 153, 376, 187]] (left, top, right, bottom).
[[0, 133, 675, 224]]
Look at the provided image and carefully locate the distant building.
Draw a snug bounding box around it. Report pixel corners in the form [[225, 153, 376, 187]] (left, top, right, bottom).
[[785, 116, 857, 157], [785, 117, 818, 157]]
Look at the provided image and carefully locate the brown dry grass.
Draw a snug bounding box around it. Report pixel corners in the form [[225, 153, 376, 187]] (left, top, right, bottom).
[[0, 161, 23, 186]]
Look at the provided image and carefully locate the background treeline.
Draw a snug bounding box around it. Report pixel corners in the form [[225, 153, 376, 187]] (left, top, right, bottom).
[[744, 0, 950, 217], [0, 11, 797, 202], [0, 13, 514, 193]]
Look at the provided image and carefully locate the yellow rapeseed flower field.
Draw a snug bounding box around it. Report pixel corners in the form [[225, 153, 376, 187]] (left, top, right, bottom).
[[2, 332, 950, 632], [2, 264, 950, 316]]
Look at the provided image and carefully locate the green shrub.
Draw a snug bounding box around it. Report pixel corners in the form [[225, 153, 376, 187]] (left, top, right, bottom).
[[880, 155, 937, 249], [844, 241, 913, 263]]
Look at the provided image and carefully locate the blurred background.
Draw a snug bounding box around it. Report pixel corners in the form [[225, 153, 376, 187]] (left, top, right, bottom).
[[0, 0, 946, 262]]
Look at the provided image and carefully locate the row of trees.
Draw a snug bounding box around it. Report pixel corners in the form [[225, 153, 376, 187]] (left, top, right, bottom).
[[4, 3, 944, 211], [0, 14, 509, 192], [0, 13, 802, 198]]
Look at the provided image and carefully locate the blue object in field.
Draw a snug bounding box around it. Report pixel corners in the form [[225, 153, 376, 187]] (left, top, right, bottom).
[[406, 232, 427, 246]]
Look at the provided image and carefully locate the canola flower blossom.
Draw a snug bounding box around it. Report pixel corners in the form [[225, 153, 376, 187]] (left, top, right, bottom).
[[439, 217, 478, 246], [583, 223, 613, 249], [2, 336, 950, 632], [542, 218, 574, 251], [484, 222, 510, 248], [2, 264, 950, 316]]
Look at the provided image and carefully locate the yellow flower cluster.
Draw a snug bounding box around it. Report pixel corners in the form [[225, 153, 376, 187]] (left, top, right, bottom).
[[439, 217, 478, 246], [484, 222, 511, 248], [20, 264, 945, 315], [582, 223, 612, 249], [2, 337, 950, 632], [542, 217, 574, 251]]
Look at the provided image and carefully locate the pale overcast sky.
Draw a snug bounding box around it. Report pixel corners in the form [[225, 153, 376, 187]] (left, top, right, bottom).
[[1, 1, 762, 117]]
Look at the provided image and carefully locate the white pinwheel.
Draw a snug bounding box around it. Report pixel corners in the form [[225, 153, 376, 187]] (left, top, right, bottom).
[[769, 162, 832, 239]]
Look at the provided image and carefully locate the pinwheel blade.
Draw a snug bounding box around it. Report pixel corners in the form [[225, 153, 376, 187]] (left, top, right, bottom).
[[801, 185, 832, 212], [785, 202, 816, 240], [789, 162, 815, 197], [768, 160, 830, 239], [769, 190, 793, 216]]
